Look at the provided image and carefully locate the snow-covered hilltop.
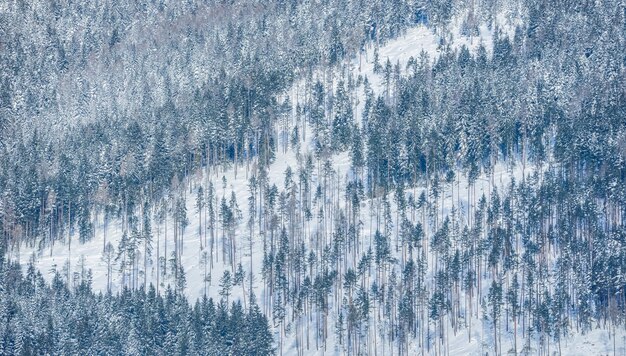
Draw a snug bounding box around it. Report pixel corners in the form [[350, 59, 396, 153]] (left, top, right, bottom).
[[2, 1, 626, 355]]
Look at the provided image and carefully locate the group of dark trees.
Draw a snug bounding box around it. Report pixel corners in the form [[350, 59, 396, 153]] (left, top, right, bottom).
[[0, 250, 273, 355]]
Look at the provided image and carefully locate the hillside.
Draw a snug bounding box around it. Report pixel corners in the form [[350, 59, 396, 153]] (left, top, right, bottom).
[[2, 1, 626, 355]]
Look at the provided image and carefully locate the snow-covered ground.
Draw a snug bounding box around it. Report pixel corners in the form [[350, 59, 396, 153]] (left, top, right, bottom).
[[13, 14, 626, 355]]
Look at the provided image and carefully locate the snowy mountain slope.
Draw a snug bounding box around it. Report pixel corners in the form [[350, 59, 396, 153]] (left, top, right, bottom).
[[13, 21, 483, 304], [13, 14, 626, 356]]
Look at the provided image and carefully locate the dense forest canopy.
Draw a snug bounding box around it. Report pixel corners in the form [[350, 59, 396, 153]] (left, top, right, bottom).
[[0, 250, 273, 355], [1, 0, 626, 355], [0, 0, 430, 242]]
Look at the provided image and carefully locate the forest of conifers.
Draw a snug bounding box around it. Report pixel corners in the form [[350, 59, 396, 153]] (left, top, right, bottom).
[[1, 0, 625, 355]]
